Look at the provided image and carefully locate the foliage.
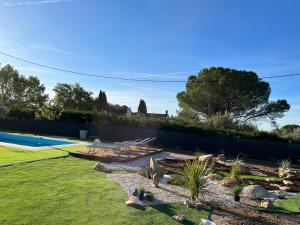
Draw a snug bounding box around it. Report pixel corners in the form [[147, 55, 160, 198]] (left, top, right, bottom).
[[53, 83, 94, 111], [182, 160, 212, 200], [107, 103, 128, 115], [280, 159, 291, 169], [167, 175, 186, 186], [278, 127, 300, 142], [97, 90, 108, 112], [59, 110, 95, 123], [231, 185, 242, 200], [230, 159, 241, 180], [0, 102, 8, 119], [7, 109, 35, 119], [35, 102, 62, 120], [138, 99, 147, 114], [0, 64, 48, 111], [0, 157, 210, 224], [177, 67, 290, 124], [278, 124, 300, 134], [143, 191, 154, 202]]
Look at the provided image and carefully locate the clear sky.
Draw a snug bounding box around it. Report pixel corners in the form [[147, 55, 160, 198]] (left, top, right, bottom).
[[0, 0, 299, 130]]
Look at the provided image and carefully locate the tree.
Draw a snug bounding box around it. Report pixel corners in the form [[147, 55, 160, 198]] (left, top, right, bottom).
[[138, 99, 147, 114], [53, 83, 94, 111], [0, 64, 48, 111], [97, 90, 108, 112], [177, 67, 290, 123], [0, 102, 8, 119]]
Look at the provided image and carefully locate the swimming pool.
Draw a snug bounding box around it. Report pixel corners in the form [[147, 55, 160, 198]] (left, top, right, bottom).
[[0, 132, 74, 148]]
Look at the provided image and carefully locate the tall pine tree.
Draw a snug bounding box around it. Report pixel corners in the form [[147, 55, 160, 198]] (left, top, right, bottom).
[[98, 90, 108, 112], [138, 99, 147, 114]]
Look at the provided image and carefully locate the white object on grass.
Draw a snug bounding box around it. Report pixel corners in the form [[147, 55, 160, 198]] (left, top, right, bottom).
[[201, 219, 216, 225]]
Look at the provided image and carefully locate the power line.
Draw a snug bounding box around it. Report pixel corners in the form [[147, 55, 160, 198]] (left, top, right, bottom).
[[0, 51, 186, 83], [1, 50, 300, 82]]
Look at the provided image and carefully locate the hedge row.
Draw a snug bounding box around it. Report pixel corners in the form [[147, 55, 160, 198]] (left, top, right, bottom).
[[5, 109, 297, 144]]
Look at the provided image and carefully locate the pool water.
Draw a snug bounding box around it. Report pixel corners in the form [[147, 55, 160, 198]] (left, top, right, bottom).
[[0, 133, 74, 147]]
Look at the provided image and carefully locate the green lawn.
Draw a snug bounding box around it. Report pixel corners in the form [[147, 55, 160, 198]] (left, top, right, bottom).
[[0, 157, 209, 225], [217, 171, 282, 182], [0, 145, 89, 166], [257, 196, 300, 214]]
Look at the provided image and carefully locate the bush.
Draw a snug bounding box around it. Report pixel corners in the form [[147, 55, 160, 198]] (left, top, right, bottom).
[[278, 128, 300, 142], [0, 103, 8, 119], [59, 111, 95, 123], [7, 109, 35, 119], [230, 159, 241, 180], [182, 160, 212, 200], [231, 185, 242, 201]]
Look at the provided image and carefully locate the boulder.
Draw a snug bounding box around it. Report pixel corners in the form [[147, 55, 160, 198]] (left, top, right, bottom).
[[260, 199, 273, 208], [217, 154, 226, 161], [207, 173, 223, 181], [279, 186, 291, 191], [283, 180, 294, 186], [242, 185, 276, 200], [198, 154, 214, 165], [126, 198, 142, 206], [172, 215, 185, 222], [200, 219, 216, 225], [221, 178, 238, 187]]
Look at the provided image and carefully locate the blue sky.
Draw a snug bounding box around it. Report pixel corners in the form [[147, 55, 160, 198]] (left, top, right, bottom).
[[0, 0, 299, 130]]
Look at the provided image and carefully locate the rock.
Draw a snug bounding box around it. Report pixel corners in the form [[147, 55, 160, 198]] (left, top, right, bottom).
[[172, 215, 185, 222], [279, 186, 291, 191], [94, 162, 105, 171], [207, 173, 223, 181], [250, 170, 267, 177], [279, 167, 300, 180], [242, 185, 276, 200], [137, 167, 146, 176], [217, 154, 226, 161], [183, 199, 193, 208], [283, 180, 294, 186], [198, 154, 214, 165], [126, 198, 142, 206], [221, 178, 238, 187], [260, 199, 273, 208], [152, 173, 160, 187], [200, 219, 216, 225]]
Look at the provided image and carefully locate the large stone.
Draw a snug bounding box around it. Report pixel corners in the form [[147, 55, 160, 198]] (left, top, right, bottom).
[[200, 219, 217, 225], [217, 154, 226, 161], [172, 215, 185, 222], [126, 198, 142, 206], [198, 154, 214, 165], [279, 167, 300, 180], [260, 199, 273, 208], [207, 173, 223, 181], [152, 173, 160, 187], [279, 186, 291, 191], [283, 180, 294, 186], [242, 185, 276, 200], [221, 178, 238, 187]]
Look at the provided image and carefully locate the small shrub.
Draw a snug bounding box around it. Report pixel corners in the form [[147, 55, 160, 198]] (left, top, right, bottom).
[[137, 187, 145, 201], [143, 191, 154, 202], [231, 185, 242, 202], [280, 159, 291, 169], [167, 175, 186, 186], [182, 160, 212, 200], [230, 159, 241, 180]]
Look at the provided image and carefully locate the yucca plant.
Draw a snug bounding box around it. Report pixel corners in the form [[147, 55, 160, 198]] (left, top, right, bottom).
[[182, 160, 212, 200], [230, 158, 241, 180]]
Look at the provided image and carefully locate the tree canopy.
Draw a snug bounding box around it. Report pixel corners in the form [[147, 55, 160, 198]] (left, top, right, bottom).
[[0, 64, 48, 111], [138, 99, 147, 114], [177, 67, 290, 123], [53, 83, 94, 111]]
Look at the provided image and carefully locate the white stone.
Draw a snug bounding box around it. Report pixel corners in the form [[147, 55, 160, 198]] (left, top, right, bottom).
[[200, 219, 216, 225]]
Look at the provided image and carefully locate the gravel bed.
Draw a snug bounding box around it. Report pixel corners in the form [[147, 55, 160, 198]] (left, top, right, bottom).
[[108, 173, 242, 207]]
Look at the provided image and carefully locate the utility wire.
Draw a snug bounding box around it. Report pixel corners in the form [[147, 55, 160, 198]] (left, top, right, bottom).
[[1, 50, 300, 82]]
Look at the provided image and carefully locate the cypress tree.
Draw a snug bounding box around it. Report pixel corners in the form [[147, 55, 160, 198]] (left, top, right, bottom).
[[138, 99, 147, 114], [98, 90, 108, 112]]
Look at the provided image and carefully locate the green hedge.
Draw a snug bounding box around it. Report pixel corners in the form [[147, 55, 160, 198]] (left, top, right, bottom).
[[5, 109, 297, 144]]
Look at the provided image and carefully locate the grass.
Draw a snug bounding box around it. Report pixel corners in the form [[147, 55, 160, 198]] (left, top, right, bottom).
[[0, 145, 89, 166], [217, 171, 282, 182], [257, 196, 300, 214], [0, 157, 209, 225]]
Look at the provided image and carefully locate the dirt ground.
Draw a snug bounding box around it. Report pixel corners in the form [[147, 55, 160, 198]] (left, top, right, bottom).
[[210, 205, 299, 225]]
